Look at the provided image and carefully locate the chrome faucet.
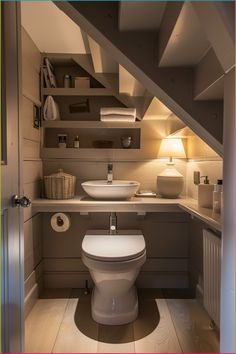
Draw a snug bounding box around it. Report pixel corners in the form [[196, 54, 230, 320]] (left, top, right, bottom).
[[109, 212, 117, 235], [107, 163, 113, 184]]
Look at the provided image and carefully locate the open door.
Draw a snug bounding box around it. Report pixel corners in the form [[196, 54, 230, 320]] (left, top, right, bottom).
[[1, 3, 28, 352]]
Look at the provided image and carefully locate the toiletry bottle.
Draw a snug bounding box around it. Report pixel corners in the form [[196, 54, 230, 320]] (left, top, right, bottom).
[[73, 136, 80, 148], [198, 176, 214, 208], [213, 179, 223, 214], [63, 74, 72, 88]]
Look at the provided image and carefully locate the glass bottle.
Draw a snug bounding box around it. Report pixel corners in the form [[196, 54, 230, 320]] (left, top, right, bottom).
[[73, 135, 80, 148]]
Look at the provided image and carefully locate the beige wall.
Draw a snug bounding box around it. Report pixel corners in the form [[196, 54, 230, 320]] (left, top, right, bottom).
[[21, 27, 43, 317]]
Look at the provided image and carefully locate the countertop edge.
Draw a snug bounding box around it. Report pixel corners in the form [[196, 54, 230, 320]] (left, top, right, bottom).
[[32, 197, 221, 232]]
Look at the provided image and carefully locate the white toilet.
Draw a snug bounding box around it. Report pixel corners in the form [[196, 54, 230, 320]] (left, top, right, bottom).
[[82, 230, 146, 325]]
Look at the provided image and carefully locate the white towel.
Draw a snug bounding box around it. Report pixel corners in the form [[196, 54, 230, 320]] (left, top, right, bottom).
[[43, 95, 60, 120], [100, 107, 136, 117], [100, 114, 136, 122]]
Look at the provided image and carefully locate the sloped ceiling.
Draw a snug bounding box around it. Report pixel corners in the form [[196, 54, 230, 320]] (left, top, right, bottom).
[[21, 1, 87, 53]]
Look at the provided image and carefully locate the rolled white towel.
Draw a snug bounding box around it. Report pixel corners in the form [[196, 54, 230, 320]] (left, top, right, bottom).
[[43, 95, 60, 120], [100, 107, 136, 117], [100, 114, 136, 122]]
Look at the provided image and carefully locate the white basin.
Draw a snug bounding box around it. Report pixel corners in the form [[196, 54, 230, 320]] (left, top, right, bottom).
[[81, 180, 140, 200]]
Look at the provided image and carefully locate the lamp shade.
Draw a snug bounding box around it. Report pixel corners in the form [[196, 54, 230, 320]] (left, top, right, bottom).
[[158, 138, 186, 159]]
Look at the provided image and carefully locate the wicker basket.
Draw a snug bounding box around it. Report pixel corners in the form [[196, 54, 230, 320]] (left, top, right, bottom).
[[44, 169, 76, 199]]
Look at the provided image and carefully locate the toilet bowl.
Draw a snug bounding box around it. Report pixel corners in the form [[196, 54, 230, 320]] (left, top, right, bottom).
[[82, 230, 146, 325]]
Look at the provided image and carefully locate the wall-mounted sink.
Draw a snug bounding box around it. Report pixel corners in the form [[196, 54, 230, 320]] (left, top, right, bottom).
[[81, 180, 140, 200]]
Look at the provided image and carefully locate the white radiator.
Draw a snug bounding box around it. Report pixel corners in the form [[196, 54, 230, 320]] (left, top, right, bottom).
[[203, 229, 221, 328]]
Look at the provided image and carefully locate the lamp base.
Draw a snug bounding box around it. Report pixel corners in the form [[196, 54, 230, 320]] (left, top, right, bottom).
[[157, 168, 184, 199]]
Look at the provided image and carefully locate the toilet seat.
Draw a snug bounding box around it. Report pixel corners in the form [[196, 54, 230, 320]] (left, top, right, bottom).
[[82, 231, 146, 262]]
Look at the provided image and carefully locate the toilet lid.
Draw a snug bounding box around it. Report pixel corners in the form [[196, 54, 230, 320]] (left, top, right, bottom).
[[82, 234, 146, 261]]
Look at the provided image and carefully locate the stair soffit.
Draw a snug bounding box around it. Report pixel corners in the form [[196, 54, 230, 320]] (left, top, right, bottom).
[[54, 1, 223, 156], [119, 2, 166, 32], [159, 2, 210, 67], [143, 97, 172, 121], [119, 65, 146, 97], [87, 35, 119, 73]]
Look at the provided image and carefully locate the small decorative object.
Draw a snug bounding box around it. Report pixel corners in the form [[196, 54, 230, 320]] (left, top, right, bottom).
[[44, 169, 76, 199], [121, 136, 132, 148], [157, 138, 186, 198], [73, 135, 80, 148], [57, 134, 67, 148], [74, 76, 90, 89], [63, 74, 72, 88]]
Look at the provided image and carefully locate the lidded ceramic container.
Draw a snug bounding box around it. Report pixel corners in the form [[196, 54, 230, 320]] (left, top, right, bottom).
[[44, 169, 76, 199]]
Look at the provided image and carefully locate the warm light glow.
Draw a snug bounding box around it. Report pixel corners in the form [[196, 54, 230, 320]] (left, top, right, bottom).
[[158, 138, 186, 159]]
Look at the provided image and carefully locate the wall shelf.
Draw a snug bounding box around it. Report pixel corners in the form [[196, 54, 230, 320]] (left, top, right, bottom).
[[40, 53, 145, 161], [42, 88, 113, 96], [42, 120, 140, 129], [41, 147, 142, 161]]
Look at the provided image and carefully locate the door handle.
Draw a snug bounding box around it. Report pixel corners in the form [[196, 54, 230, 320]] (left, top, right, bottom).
[[12, 195, 31, 208]]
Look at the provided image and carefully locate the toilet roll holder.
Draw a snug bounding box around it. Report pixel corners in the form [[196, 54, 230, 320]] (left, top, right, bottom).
[[56, 215, 64, 227]]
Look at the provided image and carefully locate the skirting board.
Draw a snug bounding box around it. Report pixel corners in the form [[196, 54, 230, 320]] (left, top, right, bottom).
[[24, 283, 38, 318], [24, 262, 44, 318], [196, 283, 204, 304], [43, 270, 189, 289]]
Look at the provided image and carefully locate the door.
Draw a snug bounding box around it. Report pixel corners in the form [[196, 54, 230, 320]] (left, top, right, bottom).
[[1, 3, 25, 352]]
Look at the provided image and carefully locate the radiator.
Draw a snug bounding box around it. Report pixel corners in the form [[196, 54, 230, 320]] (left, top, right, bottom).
[[203, 229, 221, 328]]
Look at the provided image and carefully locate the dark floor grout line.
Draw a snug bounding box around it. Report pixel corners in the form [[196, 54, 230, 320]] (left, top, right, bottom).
[[51, 290, 72, 353], [165, 298, 184, 353]]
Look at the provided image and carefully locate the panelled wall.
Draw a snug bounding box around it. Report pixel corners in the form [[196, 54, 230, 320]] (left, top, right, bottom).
[[21, 28, 43, 317], [43, 212, 190, 289], [42, 157, 222, 291]]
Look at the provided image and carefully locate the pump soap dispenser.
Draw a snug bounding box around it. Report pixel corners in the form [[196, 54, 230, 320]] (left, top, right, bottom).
[[198, 176, 214, 208]]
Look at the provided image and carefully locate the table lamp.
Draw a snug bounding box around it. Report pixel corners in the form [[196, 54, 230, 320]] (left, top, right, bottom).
[[157, 138, 186, 198]]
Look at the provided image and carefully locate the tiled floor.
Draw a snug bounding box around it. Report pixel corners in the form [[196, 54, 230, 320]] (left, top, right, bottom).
[[25, 288, 219, 353]]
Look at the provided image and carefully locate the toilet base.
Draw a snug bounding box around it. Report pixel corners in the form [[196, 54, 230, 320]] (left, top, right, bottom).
[[91, 286, 138, 325]]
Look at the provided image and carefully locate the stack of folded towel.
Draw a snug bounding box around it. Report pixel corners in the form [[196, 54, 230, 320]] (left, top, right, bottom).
[[100, 107, 136, 122]]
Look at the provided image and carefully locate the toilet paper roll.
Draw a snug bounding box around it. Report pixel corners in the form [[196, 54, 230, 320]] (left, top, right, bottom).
[[51, 213, 71, 232]]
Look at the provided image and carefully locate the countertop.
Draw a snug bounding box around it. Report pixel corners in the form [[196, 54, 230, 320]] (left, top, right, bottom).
[[32, 196, 221, 232]]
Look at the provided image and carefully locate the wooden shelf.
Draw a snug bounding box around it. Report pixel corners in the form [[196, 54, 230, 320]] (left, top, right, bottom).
[[41, 147, 144, 161], [42, 120, 140, 129], [42, 88, 113, 96]]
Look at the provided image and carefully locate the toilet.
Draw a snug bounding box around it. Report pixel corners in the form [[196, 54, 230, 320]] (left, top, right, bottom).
[[82, 230, 146, 325]]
